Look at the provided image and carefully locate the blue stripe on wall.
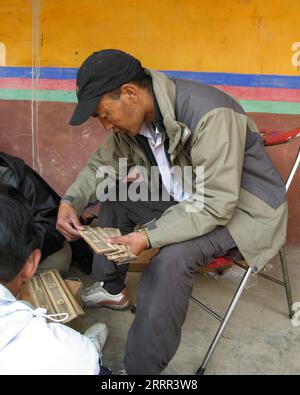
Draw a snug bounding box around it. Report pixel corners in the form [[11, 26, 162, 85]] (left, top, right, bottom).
[[0, 67, 300, 89], [0, 67, 78, 79], [164, 71, 300, 90]]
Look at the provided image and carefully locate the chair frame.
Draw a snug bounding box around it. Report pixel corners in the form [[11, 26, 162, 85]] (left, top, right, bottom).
[[191, 144, 300, 375]]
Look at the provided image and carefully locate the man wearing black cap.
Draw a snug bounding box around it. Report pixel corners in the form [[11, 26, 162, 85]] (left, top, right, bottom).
[[56, 49, 287, 374]]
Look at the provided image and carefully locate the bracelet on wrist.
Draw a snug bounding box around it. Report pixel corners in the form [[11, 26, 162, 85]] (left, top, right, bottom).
[[137, 228, 151, 249]]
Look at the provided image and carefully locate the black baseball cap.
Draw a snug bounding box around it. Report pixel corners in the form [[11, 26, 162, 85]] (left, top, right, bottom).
[[69, 49, 143, 126]]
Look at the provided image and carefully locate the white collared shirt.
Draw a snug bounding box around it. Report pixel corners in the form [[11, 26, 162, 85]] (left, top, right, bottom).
[[139, 123, 190, 202]]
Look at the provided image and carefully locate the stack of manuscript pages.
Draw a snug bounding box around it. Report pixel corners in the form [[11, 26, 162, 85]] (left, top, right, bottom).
[[18, 270, 84, 329], [79, 226, 136, 265]]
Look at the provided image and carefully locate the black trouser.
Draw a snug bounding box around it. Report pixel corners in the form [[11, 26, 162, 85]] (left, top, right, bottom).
[[91, 198, 242, 374]]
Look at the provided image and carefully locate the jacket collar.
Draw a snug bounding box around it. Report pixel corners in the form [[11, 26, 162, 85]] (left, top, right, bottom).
[[152, 88, 166, 133], [146, 69, 191, 157]]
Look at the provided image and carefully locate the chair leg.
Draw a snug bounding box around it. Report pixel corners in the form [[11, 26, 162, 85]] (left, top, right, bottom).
[[196, 267, 253, 375], [279, 247, 294, 319]]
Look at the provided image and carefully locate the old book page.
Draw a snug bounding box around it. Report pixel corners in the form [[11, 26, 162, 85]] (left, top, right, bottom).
[[79, 226, 137, 265], [21, 270, 84, 323]]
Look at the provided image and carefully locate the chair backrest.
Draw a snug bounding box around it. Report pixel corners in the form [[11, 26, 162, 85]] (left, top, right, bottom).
[[261, 128, 300, 146]]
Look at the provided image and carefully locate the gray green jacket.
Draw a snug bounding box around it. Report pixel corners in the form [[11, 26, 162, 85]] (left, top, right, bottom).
[[64, 70, 287, 271]]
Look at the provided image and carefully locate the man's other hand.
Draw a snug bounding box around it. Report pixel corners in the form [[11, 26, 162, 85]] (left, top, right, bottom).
[[106, 232, 147, 256], [56, 202, 84, 241]]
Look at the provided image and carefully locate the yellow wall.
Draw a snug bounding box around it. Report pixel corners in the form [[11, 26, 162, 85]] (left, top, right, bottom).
[[0, 1, 32, 66], [0, 0, 299, 75]]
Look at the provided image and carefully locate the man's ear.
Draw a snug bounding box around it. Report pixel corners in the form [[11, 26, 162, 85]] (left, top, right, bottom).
[[120, 84, 138, 102], [20, 249, 41, 282]]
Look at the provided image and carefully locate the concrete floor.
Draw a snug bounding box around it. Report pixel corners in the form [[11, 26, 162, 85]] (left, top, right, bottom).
[[69, 246, 300, 375]]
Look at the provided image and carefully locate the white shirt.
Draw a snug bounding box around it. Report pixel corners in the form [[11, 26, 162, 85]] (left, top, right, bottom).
[[139, 123, 190, 202], [0, 284, 100, 375]]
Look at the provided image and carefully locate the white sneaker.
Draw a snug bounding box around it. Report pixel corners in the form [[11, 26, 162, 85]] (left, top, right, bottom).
[[84, 322, 108, 357], [82, 281, 130, 310]]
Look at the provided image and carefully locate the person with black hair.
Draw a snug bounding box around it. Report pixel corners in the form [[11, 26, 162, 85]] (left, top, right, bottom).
[[0, 185, 109, 374]]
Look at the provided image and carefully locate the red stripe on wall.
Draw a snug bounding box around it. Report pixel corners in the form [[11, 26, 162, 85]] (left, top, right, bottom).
[[1, 78, 300, 103], [215, 85, 300, 103], [0, 78, 76, 91]]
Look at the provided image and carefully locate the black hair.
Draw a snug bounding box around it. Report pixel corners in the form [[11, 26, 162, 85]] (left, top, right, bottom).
[[0, 185, 40, 283], [105, 68, 152, 99]]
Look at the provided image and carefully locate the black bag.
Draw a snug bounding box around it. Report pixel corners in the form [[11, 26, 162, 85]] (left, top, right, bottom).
[[0, 152, 65, 260], [0, 152, 94, 273]]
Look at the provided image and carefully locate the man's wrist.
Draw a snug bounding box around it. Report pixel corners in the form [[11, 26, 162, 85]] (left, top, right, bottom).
[[59, 200, 74, 208], [59, 200, 78, 214], [136, 228, 151, 249], [60, 200, 72, 205]]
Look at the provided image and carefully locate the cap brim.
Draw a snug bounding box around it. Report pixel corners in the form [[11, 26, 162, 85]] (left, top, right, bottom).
[[69, 97, 101, 126]]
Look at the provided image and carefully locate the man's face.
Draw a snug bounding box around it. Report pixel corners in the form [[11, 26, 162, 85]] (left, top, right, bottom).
[[94, 90, 145, 136]]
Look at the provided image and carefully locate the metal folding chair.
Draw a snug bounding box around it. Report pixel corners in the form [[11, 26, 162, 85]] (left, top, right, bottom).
[[191, 129, 300, 375]]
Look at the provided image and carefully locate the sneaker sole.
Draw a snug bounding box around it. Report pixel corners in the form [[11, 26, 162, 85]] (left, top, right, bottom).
[[84, 301, 131, 311]]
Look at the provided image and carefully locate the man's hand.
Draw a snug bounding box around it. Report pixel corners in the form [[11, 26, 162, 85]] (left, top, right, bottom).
[[56, 202, 84, 241], [106, 232, 147, 256]]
